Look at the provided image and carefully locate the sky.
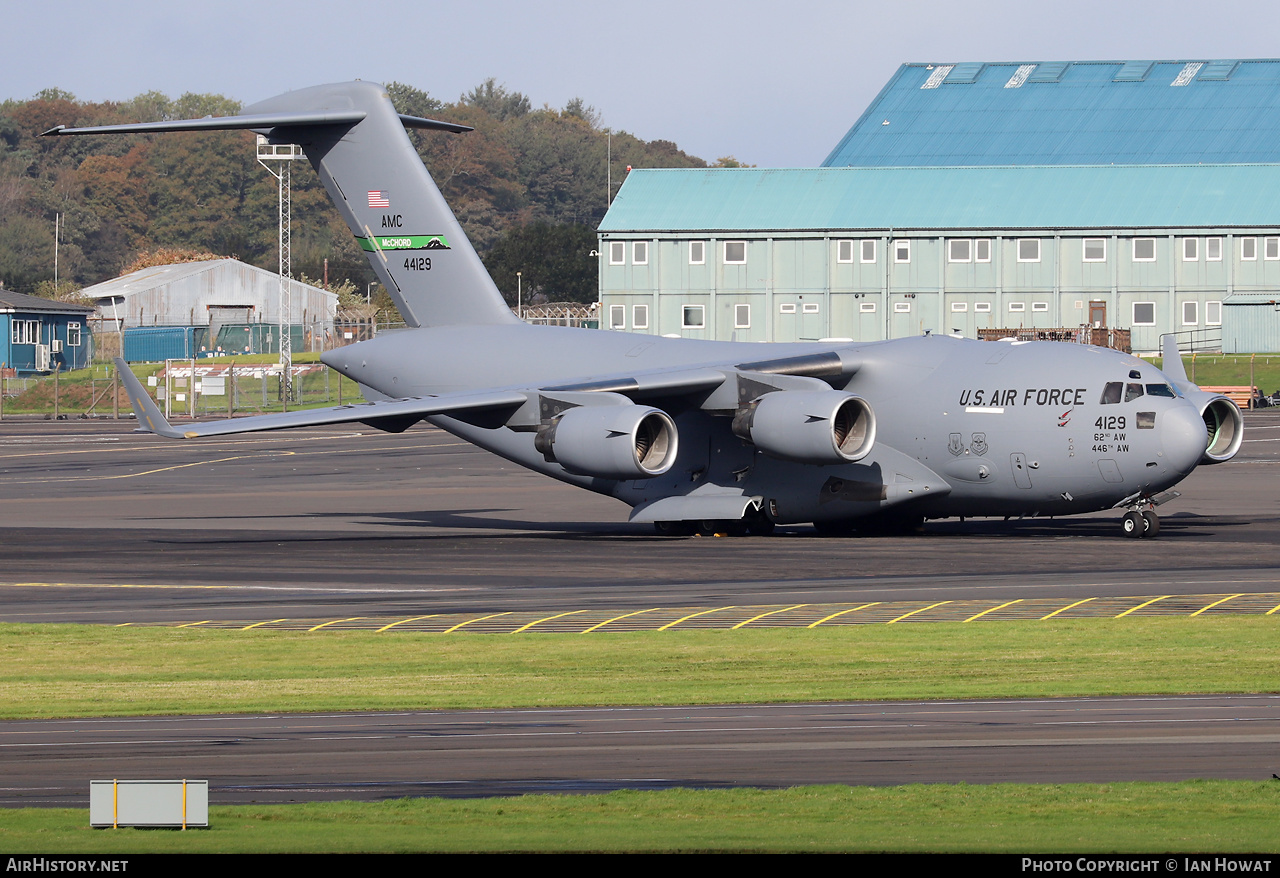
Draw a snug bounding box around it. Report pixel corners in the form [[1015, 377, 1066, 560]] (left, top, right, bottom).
[[6, 0, 1280, 168]]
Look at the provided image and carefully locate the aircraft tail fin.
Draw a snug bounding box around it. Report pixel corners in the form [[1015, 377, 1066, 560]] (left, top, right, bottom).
[[45, 82, 518, 330]]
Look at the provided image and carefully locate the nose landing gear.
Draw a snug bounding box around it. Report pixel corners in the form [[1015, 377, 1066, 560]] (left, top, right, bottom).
[[1121, 509, 1159, 539]]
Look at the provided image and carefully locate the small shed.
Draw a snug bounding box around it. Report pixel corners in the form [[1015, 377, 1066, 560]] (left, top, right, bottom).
[[0, 290, 94, 376]]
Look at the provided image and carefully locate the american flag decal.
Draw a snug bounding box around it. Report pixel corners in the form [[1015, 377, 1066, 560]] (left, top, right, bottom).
[[367, 190, 390, 209]]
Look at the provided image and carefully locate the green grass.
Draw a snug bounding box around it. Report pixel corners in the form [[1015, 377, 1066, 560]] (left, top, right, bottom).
[[3, 782, 1277, 852], [1, 618, 1276, 719], [1151, 354, 1280, 393]]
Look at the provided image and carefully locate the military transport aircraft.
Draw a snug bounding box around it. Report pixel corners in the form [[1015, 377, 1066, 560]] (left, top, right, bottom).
[[45, 81, 1242, 538]]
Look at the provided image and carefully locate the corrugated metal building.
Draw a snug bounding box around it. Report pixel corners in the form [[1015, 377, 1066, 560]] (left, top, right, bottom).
[[600, 59, 1280, 352], [82, 259, 338, 352], [824, 59, 1280, 168], [0, 290, 94, 376]]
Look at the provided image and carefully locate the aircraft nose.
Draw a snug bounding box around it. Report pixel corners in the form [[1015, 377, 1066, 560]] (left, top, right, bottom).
[[1161, 403, 1207, 473]]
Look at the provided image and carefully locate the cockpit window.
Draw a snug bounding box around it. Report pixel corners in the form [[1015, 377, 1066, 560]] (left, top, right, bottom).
[[1146, 383, 1176, 398], [1100, 382, 1123, 404], [1125, 383, 1144, 402]]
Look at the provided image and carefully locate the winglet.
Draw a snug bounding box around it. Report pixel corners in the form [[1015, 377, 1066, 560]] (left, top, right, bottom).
[[114, 359, 185, 438], [1159, 333, 1197, 393]]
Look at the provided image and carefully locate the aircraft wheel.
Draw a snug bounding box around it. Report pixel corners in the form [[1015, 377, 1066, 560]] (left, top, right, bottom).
[[1121, 511, 1144, 539], [744, 507, 776, 536], [1141, 510, 1160, 539], [697, 519, 748, 537], [654, 520, 696, 536]]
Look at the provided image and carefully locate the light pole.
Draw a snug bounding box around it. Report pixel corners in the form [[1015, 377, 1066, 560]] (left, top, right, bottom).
[[516, 271, 522, 320]]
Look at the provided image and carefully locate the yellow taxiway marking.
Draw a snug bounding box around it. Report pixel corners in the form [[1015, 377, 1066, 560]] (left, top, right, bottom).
[[808, 602, 880, 628], [1040, 597, 1095, 620], [964, 600, 1022, 622], [177, 621, 211, 628], [887, 601, 951, 624], [1116, 596, 1169, 618], [581, 608, 662, 633], [1267, 603, 1280, 616], [442, 613, 511, 634], [659, 607, 735, 631], [1189, 595, 1243, 617], [241, 619, 287, 630], [376, 615, 441, 633], [510, 610, 588, 634], [732, 604, 808, 629], [308, 617, 362, 632]]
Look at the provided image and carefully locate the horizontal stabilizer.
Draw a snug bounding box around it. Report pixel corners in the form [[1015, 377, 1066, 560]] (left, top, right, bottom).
[[114, 359, 525, 439], [41, 112, 471, 138]]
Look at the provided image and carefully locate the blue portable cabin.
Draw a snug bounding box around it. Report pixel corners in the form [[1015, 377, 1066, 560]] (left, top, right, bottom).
[[0, 290, 95, 376]]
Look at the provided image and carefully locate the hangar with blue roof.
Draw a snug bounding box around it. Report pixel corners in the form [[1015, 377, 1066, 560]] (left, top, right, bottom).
[[598, 59, 1280, 352]]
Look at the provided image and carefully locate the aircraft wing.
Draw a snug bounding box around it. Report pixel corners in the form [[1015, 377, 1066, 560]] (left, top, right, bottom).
[[116, 359, 526, 439]]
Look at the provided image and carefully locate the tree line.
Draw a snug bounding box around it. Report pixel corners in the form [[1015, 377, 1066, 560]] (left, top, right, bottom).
[[0, 80, 732, 318]]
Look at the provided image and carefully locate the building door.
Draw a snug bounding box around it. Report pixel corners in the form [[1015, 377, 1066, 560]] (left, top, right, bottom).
[[1088, 301, 1107, 328]]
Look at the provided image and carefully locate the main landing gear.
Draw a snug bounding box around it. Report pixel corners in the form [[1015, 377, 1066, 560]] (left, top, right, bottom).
[[1121, 508, 1160, 539]]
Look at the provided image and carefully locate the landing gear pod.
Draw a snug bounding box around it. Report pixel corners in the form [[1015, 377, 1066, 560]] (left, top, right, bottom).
[[732, 390, 876, 465], [1200, 396, 1244, 463], [537, 405, 679, 479]]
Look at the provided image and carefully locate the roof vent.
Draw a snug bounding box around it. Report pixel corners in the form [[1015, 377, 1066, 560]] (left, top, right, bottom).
[[1027, 62, 1070, 83], [1113, 61, 1155, 82], [1004, 64, 1035, 88], [1171, 62, 1203, 86], [944, 63, 986, 84], [921, 65, 953, 89], [1198, 60, 1239, 81]]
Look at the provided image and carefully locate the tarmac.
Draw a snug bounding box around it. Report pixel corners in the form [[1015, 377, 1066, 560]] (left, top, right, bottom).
[[0, 412, 1277, 804]]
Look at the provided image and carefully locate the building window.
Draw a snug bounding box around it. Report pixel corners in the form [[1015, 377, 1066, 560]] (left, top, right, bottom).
[[1206, 301, 1222, 325], [1017, 239, 1040, 262], [1267, 237, 1280, 260], [632, 241, 648, 265], [779, 303, 797, 314], [609, 241, 625, 265], [1183, 238, 1198, 261], [1133, 302, 1156, 325], [1032, 302, 1049, 312], [632, 304, 649, 330], [1242, 237, 1257, 260], [609, 305, 626, 329], [975, 239, 991, 262], [67, 322, 81, 347], [836, 240, 854, 263], [948, 239, 972, 262], [1206, 237, 1222, 261], [861, 240, 876, 263], [1008, 302, 1026, 312], [724, 241, 746, 264], [1182, 301, 1198, 326], [734, 304, 751, 329], [859, 302, 876, 313], [11, 320, 37, 345], [974, 302, 991, 313], [689, 241, 705, 265], [1083, 238, 1106, 262], [894, 240, 911, 263], [682, 305, 705, 329], [1133, 239, 1156, 262], [951, 302, 968, 312], [802, 302, 819, 314], [894, 302, 911, 313]]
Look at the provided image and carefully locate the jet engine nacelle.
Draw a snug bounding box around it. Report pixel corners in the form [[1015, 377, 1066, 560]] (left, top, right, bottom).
[[536, 404, 679, 480], [732, 390, 876, 465], [1191, 392, 1244, 464]]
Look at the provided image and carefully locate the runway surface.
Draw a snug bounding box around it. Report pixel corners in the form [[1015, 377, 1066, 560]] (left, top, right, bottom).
[[0, 412, 1277, 802], [4, 696, 1279, 806], [1, 412, 1279, 626]]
